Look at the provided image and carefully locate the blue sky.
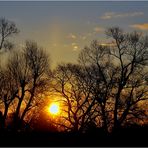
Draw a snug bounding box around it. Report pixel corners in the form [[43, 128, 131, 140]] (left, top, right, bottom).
[[0, 1, 148, 67]]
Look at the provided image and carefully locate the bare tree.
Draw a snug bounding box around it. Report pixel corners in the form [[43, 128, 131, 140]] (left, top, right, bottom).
[[79, 40, 115, 132], [106, 27, 148, 130], [79, 27, 148, 132], [20, 41, 50, 122], [6, 51, 31, 128], [0, 18, 19, 122], [51, 63, 99, 132], [6, 41, 50, 130], [0, 17, 19, 51], [0, 67, 19, 128]]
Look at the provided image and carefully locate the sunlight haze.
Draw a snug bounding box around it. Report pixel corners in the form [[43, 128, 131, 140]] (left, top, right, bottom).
[[0, 1, 148, 67]]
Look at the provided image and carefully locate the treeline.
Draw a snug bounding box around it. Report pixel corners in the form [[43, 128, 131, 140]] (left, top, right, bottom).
[[0, 17, 148, 133]]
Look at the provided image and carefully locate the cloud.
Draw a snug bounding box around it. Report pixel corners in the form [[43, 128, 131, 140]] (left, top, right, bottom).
[[101, 12, 144, 20], [68, 33, 77, 39], [101, 12, 115, 19], [100, 42, 115, 47], [81, 36, 87, 40], [79, 33, 92, 41], [73, 46, 78, 51], [130, 23, 148, 30], [71, 43, 79, 51], [72, 43, 76, 46], [93, 27, 104, 32]]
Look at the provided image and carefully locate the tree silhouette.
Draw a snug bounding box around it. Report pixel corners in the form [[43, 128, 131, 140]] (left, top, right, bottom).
[[20, 41, 50, 122], [0, 17, 19, 51], [0, 16, 147, 143], [79, 27, 148, 132], [106, 27, 148, 131], [2, 41, 51, 130], [79, 40, 115, 132], [0, 67, 18, 128], [51, 63, 99, 132]]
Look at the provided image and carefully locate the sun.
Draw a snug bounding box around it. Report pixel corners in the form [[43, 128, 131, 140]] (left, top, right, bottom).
[[48, 103, 60, 115]]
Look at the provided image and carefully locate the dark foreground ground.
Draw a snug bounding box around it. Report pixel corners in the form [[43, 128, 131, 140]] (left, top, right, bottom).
[[0, 125, 147, 147]]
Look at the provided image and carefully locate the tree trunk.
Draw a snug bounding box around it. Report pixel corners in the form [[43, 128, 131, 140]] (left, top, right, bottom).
[[20, 79, 36, 122], [114, 85, 123, 132], [3, 104, 9, 128], [13, 86, 25, 130], [101, 105, 108, 133]]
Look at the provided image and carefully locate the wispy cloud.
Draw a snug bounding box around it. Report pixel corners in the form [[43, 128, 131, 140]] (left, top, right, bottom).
[[93, 27, 104, 32], [72, 43, 77, 46], [100, 42, 115, 47], [71, 43, 79, 51], [130, 23, 148, 30], [81, 36, 87, 40], [73, 45, 79, 51], [67, 33, 77, 39], [101, 12, 144, 20]]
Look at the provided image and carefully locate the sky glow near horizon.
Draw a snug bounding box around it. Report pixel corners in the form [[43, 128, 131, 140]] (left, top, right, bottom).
[[0, 1, 148, 68]]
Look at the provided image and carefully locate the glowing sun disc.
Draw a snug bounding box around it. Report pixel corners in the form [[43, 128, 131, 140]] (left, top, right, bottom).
[[48, 103, 60, 115]]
